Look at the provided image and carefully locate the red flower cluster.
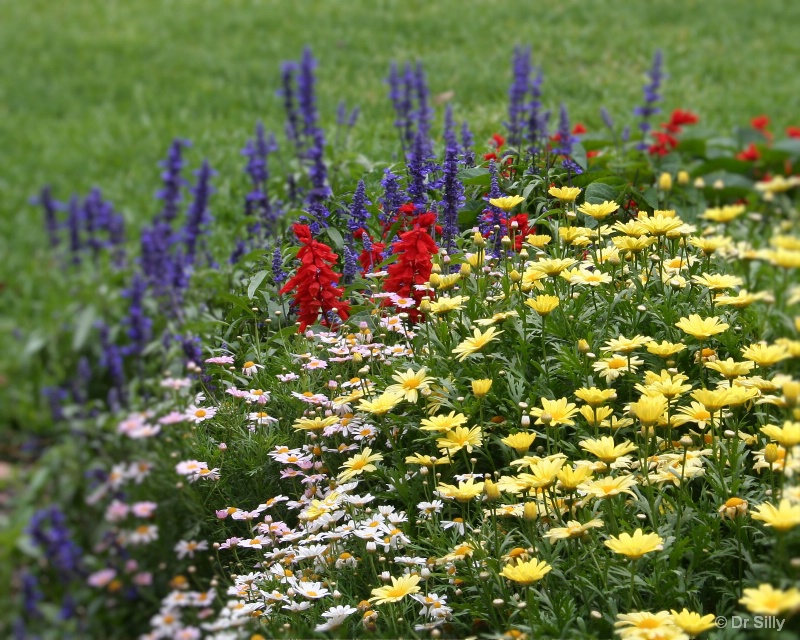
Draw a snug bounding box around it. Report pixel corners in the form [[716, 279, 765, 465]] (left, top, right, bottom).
[[787, 126, 800, 139], [736, 143, 760, 162], [384, 212, 438, 310], [751, 115, 772, 141], [484, 133, 513, 165], [649, 108, 699, 155], [279, 224, 350, 332]]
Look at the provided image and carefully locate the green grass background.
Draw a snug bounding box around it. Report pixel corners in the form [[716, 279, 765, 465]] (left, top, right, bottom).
[[0, 0, 798, 425]]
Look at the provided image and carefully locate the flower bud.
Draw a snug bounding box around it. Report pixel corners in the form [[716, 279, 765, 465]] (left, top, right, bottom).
[[693, 177, 706, 189], [765, 443, 779, 464], [658, 172, 673, 191], [510, 269, 522, 282], [460, 262, 472, 277], [578, 339, 591, 353], [484, 479, 501, 502], [522, 502, 538, 521], [473, 231, 486, 247]]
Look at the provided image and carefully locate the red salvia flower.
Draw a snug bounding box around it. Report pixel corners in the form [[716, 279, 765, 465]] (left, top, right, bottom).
[[572, 123, 587, 135], [384, 212, 438, 315], [751, 115, 773, 142], [735, 143, 761, 162], [648, 131, 679, 156], [786, 126, 800, 139], [661, 109, 699, 133], [279, 224, 350, 332]]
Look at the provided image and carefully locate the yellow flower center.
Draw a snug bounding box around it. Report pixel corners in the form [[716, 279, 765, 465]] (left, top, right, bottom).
[[195, 409, 206, 417], [243, 361, 255, 368]]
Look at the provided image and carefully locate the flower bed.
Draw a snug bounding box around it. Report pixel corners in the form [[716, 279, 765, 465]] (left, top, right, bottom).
[[10, 46, 800, 639]]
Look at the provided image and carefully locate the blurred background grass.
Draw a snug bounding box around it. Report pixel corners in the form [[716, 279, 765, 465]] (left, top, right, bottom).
[[0, 0, 799, 432]]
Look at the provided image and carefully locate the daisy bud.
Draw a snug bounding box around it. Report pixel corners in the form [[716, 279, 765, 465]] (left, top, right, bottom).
[[493, 598, 505, 607], [523, 502, 538, 521], [578, 339, 591, 353], [677, 170, 690, 185], [473, 231, 486, 247], [218, 443, 227, 451], [540, 412, 552, 426], [658, 172, 673, 191], [713, 179, 725, 190], [765, 443, 779, 464], [723, 430, 736, 438], [680, 436, 693, 448], [791, 558, 800, 569], [421, 567, 431, 578], [591, 610, 602, 619], [431, 263, 442, 274], [694, 177, 706, 189], [502, 235, 512, 247], [510, 269, 522, 282], [460, 263, 472, 276], [484, 479, 501, 502]]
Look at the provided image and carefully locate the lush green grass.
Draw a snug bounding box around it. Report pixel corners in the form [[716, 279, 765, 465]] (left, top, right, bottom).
[[1, 0, 799, 430]]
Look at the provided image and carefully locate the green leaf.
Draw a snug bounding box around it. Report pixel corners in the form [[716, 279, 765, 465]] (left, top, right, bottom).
[[691, 158, 753, 177], [71, 305, 96, 351], [457, 167, 491, 186], [324, 226, 344, 250], [216, 292, 254, 314], [584, 182, 621, 204], [676, 138, 706, 156], [571, 142, 588, 171], [774, 139, 800, 157], [247, 270, 269, 300]]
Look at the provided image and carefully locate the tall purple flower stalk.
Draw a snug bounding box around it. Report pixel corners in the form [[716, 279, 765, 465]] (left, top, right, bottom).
[[27, 507, 83, 580], [121, 274, 152, 358], [406, 128, 432, 207], [281, 48, 330, 233], [347, 180, 371, 234], [155, 139, 189, 225], [279, 62, 302, 155], [412, 62, 434, 158], [271, 247, 286, 285], [242, 122, 279, 238], [634, 50, 664, 150], [379, 169, 406, 226], [482, 161, 504, 257], [342, 244, 357, 285], [440, 105, 464, 255], [183, 160, 214, 266], [35, 187, 63, 248], [387, 62, 415, 152], [66, 196, 83, 264], [553, 103, 576, 156], [525, 70, 547, 153], [506, 46, 531, 149], [460, 121, 475, 167], [98, 323, 126, 404]]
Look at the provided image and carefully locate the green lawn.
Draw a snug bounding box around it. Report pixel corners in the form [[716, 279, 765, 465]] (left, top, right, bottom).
[[1, 0, 799, 428]]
